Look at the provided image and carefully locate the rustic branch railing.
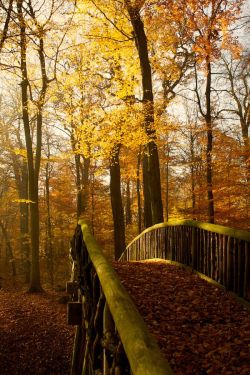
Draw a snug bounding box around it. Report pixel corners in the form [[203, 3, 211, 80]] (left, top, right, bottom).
[[67, 219, 173, 375], [120, 219, 250, 301]]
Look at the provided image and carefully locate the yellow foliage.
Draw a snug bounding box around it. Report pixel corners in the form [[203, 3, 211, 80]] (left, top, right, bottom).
[[13, 148, 27, 158], [12, 199, 36, 204]]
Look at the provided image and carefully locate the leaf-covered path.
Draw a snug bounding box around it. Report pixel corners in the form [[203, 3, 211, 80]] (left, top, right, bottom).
[[0, 290, 74, 375], [114, 261, 250, 375], [0, 262, 249, 375]]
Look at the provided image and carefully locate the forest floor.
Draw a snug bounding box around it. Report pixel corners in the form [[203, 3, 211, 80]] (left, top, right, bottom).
[[114, 261, 250, 375], [0, 261, 249, 375], [0, 287, 74, 375]]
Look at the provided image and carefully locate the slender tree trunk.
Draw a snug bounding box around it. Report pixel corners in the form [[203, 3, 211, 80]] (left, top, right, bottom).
[[142, 155, 152, 227], [75, 153, 83, 218], [109, 144, 126, 259], [126, 2, 163, 226], [190, 133, 196, 219], [136, 152, 142, 233], [5, 125, 30, 282], [45, 161, 53, 287], [0, 0, 13, 53], [72, 133, 90, 219], [205, 58, 215, 223], [0, 222, 16, 277], [125, 179, 132, 225], [91, 163, 96, 235], [17, 0, 43, 292], [165, 163, 169, 222], [81, 156, 90, 213], [19, 165, 30, 283], [10, 151, 30, 282], [165, 141, 170, 222], [240, 120, 250, 183]]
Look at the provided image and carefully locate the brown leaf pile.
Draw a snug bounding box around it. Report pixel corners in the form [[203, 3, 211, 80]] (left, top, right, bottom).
[[0, 290, 74, 375], [113, 261, 250, 375], [0, 262, 249, 375]]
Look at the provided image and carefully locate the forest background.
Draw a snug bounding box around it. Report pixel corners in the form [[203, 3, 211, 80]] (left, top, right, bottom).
[[0, 0, 249, 291]]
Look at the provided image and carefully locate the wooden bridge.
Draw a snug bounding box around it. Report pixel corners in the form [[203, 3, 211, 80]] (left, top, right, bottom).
[[67, 219, 250, 375]]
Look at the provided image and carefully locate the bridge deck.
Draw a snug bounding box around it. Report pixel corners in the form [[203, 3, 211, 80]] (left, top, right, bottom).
[[113, 260, 249, 375]]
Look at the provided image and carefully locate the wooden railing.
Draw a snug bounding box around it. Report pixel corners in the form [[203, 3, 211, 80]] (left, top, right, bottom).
[[67, 219, 173, 375], [120, 219, 250, 301]]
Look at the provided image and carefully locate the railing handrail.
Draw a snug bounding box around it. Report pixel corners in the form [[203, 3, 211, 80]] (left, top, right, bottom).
[[122, 219, 250, 259], [78, 219, 173, 375]]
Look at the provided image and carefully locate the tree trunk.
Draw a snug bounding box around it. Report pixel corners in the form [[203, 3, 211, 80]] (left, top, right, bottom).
[[72, 133, 90, 219], [165, 141, 170, 222], [136, 152, 142, 233], [0, 0, 13, 53], [165, 163, 169, 222], [17, 0, 42, 292], [205, 58, 215, 223], [126, 2, 163, 226], [9, 150, 30, 282], [45, 161, 53, 287], [19, 165, 30, 283], [75, 153, 83, 218], [5, 127, 30, 282], [81, 156, 90, 213], [90, 163, 96, 235], [190, 133, 196, 219], [0, 222, 16, 277], [240, 119, 250, 183], [125, 179, 132, 225], [142, 154, 152, 227], [109, 144, 126, 260]]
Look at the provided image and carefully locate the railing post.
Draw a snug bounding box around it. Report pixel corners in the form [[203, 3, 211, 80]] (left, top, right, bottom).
[[71, 325, 84, 375], [103, 303, 112, 375], [191, 227, 197, 269], [244, 242, 250, 300], [237, 240, 245, 297], [226, 237, 234, 291]]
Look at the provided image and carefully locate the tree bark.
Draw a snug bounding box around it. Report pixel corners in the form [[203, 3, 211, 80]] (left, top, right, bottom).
[[0, 0, 13, 53], [71, 132, 91, 219], [125, 179, 132, 225], [75, 153, 83, 218], [205, 58, 215, 223], [17, 0, 44, 292], [136, 152, 142, 233], [7, 138, 30, 282], [45, 159, 53, 287], [109, 144, 126, 260], [126, 2, 163, 226], [190, 133, 196, 220], [19, 165, 30, 283], [0, 222, 16, 277]]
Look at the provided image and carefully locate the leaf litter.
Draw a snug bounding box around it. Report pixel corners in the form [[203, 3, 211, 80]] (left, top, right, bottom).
[[113, 261, 250, 375], [0, 261, 249, 374], [0, 290, 74, 375]]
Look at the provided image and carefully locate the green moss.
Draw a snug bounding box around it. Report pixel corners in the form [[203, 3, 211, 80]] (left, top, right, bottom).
[[78, 219, 173, 375], [124, 219, 250, 254]]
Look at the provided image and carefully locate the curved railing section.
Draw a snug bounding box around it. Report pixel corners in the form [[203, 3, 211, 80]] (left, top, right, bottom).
[[120, 220, 250, 301], [67, 219, 173, 375]]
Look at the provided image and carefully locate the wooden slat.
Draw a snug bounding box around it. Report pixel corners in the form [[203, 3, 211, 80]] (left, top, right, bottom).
[[122, 220, 249, 301]]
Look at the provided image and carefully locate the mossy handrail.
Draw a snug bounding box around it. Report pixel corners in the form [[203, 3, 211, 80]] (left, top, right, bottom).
[[120, 219, 250, 301], [123, 220, 250, 251], [70, 219, 173, 375]]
